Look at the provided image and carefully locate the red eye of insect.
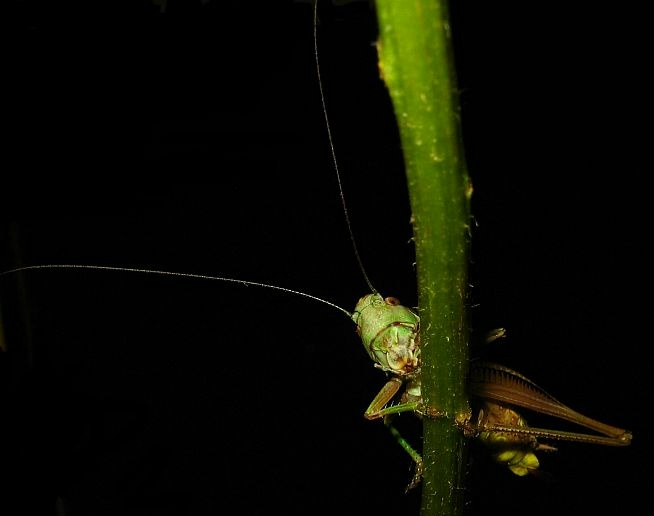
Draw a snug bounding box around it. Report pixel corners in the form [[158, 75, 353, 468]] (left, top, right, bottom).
[[385, 297, 400, 305]]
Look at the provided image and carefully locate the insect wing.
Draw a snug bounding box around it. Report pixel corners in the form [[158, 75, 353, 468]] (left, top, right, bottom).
[[468, 362, 631, 445]]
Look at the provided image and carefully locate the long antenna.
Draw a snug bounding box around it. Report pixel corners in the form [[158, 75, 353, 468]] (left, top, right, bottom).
[[313, 0, 377, 295], [0, 265, 352, 318]]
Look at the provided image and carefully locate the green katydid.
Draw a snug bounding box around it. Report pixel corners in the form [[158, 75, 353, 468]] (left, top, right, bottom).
[[0, 266, 632, 492], [350, 293, 631, 489], [0, 1, 633, 497]]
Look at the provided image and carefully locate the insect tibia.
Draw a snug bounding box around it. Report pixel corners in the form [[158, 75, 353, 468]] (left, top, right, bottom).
[[488, 424, 632, 447]]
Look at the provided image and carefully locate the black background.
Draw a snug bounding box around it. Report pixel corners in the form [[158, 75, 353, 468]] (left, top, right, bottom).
[[1, 1, 646, 515]]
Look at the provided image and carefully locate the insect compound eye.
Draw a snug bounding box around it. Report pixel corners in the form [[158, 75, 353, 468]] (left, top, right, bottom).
[[385, 296, 400, 306]]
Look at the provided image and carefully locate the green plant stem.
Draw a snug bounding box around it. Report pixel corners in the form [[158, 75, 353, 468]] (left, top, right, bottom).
[[374, 1, 471, 515]]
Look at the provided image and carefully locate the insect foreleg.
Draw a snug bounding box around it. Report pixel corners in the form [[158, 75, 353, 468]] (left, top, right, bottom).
[[364, 377, 435, 490], [385, 421, 424, 492], [364, 378, 422, 420], [363, 378, 424, 490]]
